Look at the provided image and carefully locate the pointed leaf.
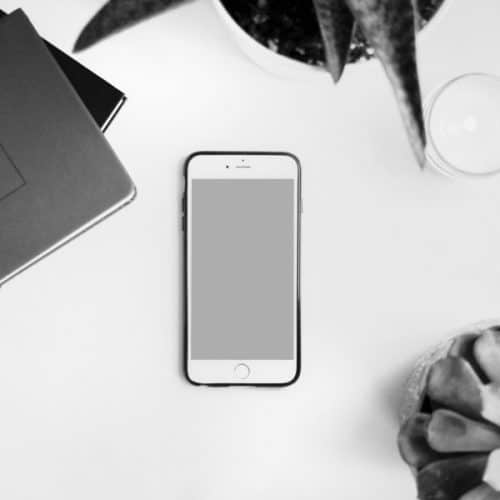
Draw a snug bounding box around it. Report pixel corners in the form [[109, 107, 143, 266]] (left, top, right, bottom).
[[74, 0, 186, 52], [343, 0, 426, 166], [313, 0, 355, 82]]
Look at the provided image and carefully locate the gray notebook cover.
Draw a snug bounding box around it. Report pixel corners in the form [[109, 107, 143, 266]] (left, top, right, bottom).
[[0, 10, 136, 285]]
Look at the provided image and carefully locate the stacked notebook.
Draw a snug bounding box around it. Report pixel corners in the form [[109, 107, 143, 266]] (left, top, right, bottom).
[[0, 10, 135, 286], [0, 9, 126, 131]]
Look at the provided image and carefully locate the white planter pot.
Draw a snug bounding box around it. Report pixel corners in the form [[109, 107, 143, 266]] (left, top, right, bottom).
[[212, 0, 453, 81]]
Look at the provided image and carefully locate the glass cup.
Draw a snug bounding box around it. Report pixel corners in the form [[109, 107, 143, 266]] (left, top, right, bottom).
[[424, 73, 500, 178]]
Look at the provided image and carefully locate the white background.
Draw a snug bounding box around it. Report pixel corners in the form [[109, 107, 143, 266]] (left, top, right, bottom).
[[1, 0, 500, 498]]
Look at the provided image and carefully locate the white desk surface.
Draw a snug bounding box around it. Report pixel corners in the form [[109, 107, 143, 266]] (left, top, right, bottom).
[[1, 0, 500, 498]]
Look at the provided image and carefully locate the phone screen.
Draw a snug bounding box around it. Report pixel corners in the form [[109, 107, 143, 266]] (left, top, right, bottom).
[[190, 179, 296, 360]]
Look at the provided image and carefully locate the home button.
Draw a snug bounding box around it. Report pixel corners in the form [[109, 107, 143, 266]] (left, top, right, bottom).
[[234, 363, 250, 380]]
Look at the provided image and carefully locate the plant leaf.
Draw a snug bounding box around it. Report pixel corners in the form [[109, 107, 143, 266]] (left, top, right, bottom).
[[343, 0, 426, 167], [74, 0, 188, 52], [449, 333, 489, 383], [418, 455, 489, 500], [398, 413, 448, 471], [427, 357, 483, 422], [427, 409, 500, 453], [312, 0, 355, 82], [460, 483, 500, 500], [475, 328, 500, 384]]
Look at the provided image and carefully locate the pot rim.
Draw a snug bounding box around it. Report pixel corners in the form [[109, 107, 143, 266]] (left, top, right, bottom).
[[212, 0, 454, 79]]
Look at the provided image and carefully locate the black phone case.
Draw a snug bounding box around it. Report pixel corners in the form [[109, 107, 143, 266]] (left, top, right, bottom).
[[183, 151, 302, 387]]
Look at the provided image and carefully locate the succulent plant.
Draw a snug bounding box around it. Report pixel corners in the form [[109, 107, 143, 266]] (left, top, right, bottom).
[[399, 327, 500, 500], [74, 0, 445, 167]]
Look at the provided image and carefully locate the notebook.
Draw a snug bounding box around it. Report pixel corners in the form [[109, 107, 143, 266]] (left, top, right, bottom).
[[0, 9, 136, 286], [0, 9, 125, 131]]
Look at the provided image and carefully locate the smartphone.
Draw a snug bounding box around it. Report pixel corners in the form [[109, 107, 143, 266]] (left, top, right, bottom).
[[183, 152, 301, 386]]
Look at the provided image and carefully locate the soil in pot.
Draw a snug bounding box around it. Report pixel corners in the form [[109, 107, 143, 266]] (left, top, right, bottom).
[[221, 0, 446, 66]]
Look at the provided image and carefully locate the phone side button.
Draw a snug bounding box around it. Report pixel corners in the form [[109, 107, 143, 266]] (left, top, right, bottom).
[[181, 216, 185, 231]]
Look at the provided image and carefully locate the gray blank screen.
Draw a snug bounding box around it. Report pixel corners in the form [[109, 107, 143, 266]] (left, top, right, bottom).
[[191, 179, 294, 360]]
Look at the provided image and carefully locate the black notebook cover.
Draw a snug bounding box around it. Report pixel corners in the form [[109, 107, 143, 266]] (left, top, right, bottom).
[[0, 9, 125, 131]]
